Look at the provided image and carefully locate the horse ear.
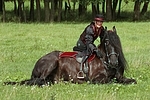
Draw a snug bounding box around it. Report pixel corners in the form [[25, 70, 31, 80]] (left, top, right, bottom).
[[113, 26, 117, 33], [104, 26, 107, 33], [105, 26, 107, 31]]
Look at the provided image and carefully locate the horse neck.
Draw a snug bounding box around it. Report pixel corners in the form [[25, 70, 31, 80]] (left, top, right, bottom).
[[98, 43, 106, 58]]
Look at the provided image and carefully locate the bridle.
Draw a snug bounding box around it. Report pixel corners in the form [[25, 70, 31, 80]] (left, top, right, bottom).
[[104, 39, 119, 68]]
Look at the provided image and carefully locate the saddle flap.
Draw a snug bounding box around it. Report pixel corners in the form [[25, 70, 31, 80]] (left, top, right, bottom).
[[76, 54, 96, 63]]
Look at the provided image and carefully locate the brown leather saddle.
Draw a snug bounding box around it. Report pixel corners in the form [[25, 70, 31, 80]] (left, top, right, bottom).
[[59, 51, 95, 63]]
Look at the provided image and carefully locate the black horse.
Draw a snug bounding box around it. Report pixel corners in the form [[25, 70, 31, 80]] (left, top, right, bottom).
[[98, 26, 136, 84], [4, 26, 137, 86]]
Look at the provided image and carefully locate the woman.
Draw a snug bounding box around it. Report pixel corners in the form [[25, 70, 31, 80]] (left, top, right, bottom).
[[73, 14, 105, 78]]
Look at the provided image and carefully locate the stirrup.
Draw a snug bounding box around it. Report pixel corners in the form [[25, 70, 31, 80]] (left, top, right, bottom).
[[77, 70, 84, 79]]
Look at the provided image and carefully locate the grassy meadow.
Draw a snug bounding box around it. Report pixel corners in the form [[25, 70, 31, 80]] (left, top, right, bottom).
[[0, 22, 150, 100]]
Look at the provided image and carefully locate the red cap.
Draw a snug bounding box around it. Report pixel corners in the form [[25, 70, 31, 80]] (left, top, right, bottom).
[[94, 14, 104, 22]]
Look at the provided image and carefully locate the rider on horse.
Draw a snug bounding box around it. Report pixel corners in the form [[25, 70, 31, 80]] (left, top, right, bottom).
[[73, 14, 105, 78]]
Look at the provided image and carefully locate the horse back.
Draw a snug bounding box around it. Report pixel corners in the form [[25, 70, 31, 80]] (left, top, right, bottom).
[[31, 50, 62, 79]]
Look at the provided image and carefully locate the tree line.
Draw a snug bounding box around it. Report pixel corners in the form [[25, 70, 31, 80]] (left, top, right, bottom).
[[0, 0, 149, 22]]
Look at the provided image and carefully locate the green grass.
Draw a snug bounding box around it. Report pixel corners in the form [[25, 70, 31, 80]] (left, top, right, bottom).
[[0, 22, 150, 100]]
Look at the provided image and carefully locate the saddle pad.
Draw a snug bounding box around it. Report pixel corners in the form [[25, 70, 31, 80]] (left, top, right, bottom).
[[59, 52, 96, 62], [88, 54, 95, 62], [59, 52, 78, 58]]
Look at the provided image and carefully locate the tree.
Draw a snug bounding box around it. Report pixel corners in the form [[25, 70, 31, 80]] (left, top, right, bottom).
[[1, 0, 149, 22], [140, 1, 149, 16], [106, 0, 113, 21], [57, 0, 62, 22], [2, 0, 5, 22], [133, 0, 141, 21], [102, 0, 105, 15], [105, 0, 119, 21], [30, 0, 34, 21], [117, 0, 122, 17], [17, 0, 23, 22], [14, 0, 17, 14], [50, 0, 54, 22], [36, 0, 41, 22], [44, 0, 50, 22], [78, 0, 87, 16], [91, 2, 100, 18], [112, 0, 118, 20], [0, 0, 2, 12]]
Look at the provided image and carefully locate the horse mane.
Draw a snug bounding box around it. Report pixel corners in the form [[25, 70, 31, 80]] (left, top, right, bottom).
[[100, 29, 128, 70]]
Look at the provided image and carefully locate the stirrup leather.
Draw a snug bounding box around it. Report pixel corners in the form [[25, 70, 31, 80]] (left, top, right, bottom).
[[77, 62, 85, 79]]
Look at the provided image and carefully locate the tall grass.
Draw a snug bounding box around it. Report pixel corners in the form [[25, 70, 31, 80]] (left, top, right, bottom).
[[0, 22, 150, 100]]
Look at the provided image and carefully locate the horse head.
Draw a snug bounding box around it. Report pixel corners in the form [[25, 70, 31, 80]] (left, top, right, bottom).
[[99, 26, 120, 68]]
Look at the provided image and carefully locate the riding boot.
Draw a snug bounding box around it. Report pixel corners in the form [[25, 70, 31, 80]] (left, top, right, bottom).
[[82, 55, 89, 73], [77, 55, 88, 79]]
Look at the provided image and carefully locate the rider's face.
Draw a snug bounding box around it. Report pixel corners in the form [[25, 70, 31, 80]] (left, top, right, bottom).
[[95, 21, 103, 28]]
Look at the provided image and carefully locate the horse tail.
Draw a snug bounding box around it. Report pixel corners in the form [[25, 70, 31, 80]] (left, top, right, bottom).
[[3, 78, 50, 86], [3, 79, 32, 86]]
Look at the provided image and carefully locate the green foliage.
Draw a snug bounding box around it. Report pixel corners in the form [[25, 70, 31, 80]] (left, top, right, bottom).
[[0, 22, 150, 100], [1, 0, 150, 22]]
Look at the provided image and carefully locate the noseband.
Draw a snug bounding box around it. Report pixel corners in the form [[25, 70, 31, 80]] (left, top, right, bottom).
[[104, 39, 119, 68]]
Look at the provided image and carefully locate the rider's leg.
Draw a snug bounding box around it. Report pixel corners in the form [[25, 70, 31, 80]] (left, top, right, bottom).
[[77, 46, 90, 78], [77, 55, 89, 78], [80, 55, 89, 69]]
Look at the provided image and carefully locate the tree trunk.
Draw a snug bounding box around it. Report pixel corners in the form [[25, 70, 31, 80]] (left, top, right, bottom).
[[133, 0, 141, 21], [64, 1, 67, 19], [78, 3, 82, 16], [14, 0, 17, 14], [102, 0, 105, 15], [0, 0, 2, 12], [2, 0, 5, 22], [92, 3, 97, 18], [36, 0, 41, 22], [57, 0, 62, 22], [67, 0, 71, 10], [97, 3, 100, 14], [78, 0, 86, 17], [18, 0, 23, 22], [112, 0, 118, 20], [22, 2, 26, 22], [106, 0, 113, 21], [29, 0, 34, 21], [117, 0, 122, 18], [140, 1, 149, 16], [72, 0, 76, 11], [44, 0, 50, 22], [50, 0, 54, 22]]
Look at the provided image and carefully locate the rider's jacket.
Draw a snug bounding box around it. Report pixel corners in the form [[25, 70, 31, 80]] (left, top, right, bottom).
[[79, 22, 105, 45]]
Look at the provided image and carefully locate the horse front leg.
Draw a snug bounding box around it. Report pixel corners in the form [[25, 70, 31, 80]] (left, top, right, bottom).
[[91, 71, 110, 84], [115, 68, 137, 84]]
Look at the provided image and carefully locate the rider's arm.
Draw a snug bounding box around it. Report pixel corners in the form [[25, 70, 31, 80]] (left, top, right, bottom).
[[99, 27, 105, 42], [85, 26, 94, 44]]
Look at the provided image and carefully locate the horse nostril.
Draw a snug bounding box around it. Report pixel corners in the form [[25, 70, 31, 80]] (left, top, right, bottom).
[[111, 61, 118, 66]]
